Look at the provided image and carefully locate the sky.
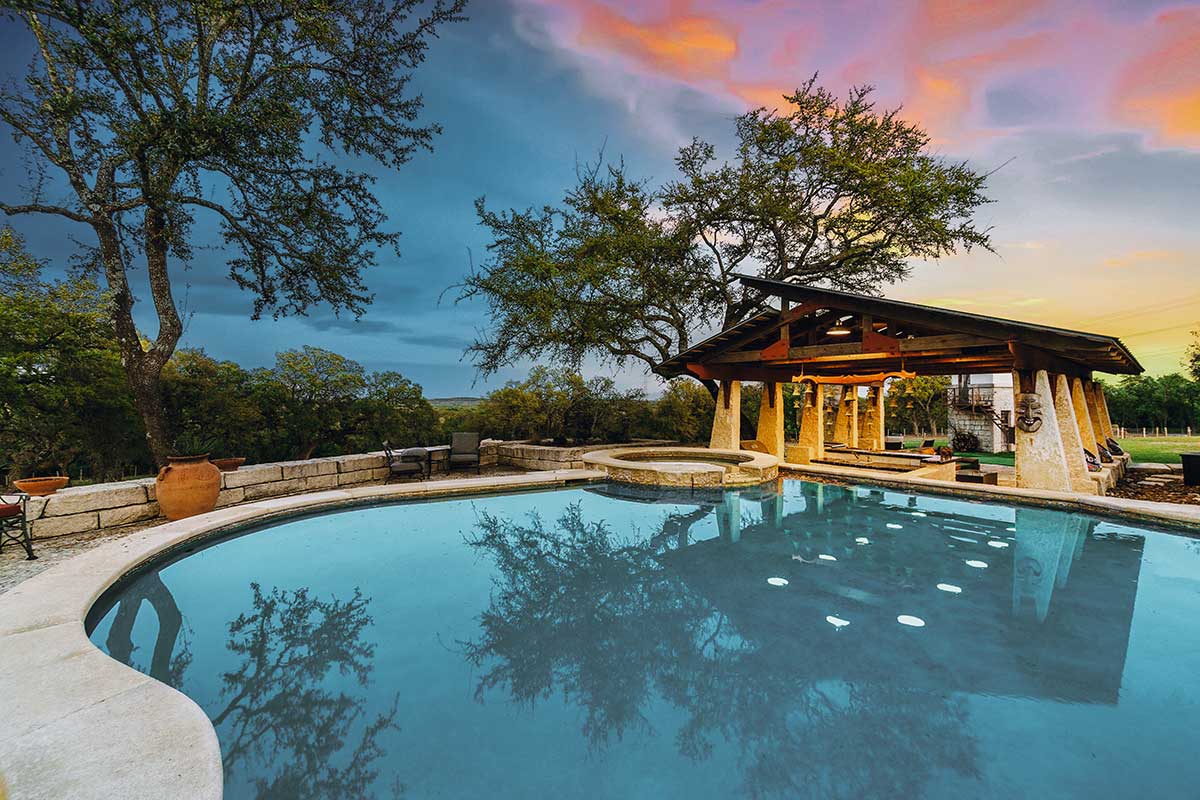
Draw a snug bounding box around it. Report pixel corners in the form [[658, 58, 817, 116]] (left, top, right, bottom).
[[1, 0, 1198, 396]]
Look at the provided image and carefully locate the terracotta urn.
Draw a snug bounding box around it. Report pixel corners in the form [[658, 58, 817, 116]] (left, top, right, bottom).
[[13, 476, 69, 496], [155, 454, 221, 520], [211, 457, 246, 472]]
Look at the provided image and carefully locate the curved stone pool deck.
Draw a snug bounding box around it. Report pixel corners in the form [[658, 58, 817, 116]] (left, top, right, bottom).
[[2, 462, 1198, 800], [0, 469, 602, 800]]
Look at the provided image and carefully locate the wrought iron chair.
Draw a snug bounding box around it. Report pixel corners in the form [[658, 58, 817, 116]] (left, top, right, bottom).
[[449, 432, 482, 474], [0, 492, 36, 560], [382, 441, 429, 480]]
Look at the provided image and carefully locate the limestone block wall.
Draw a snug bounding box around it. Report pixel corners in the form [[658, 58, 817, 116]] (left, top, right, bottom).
[[23, 442, 501, 540]]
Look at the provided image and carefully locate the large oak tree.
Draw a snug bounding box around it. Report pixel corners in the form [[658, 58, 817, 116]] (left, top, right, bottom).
[[460, 78, 994, 385], [0, 0, 466, 463]]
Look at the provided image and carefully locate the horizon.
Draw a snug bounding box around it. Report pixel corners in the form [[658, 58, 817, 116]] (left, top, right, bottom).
[[1, 0, 1197, 396]]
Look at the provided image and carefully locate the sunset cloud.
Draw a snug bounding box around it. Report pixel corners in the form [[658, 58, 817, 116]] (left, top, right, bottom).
[[518, 0, 1200, 151], [1113, 9, 1200, 147]]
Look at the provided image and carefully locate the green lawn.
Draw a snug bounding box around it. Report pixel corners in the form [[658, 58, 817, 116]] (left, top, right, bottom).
[[1116, 436, 1200, 464], [904, 435, 1199, 464]]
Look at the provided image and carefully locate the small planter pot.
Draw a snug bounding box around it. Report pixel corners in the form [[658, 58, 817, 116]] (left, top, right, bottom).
[[155, 454, 221, 521], [211, 457, 246, 472], [13, 476, 69, 496]]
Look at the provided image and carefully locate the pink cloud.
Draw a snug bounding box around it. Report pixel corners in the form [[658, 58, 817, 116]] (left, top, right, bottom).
[[517, 0, 1200, 151]]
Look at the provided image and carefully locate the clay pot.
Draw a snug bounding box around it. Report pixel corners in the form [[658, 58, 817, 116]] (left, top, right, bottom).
[[211, 457, 246, 472], [13, 476, 69, 496], [155, 454, 221, 521]]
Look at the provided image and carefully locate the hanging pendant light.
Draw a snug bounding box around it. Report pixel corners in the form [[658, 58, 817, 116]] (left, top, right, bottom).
[[826, 316, 853, 336]]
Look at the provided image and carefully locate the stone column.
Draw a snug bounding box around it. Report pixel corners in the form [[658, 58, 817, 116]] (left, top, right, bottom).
[[756, 381, 786, 458], [709, 379, 741, 450], [859, 385, 885, 451], [1052, 373, 1097, 494], [789, 381, 825, 463], [832, 385, 859, 447], [1087, 381, 1114, 441], [1095, 384, 1116, 441], [1069, 377, 1099, 456], [1082, 380, 1111, 459], [1013, 369, 1073, 492]]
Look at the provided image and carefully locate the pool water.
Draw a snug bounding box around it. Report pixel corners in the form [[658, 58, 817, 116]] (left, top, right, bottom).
[[88, 480, 1200, 799]]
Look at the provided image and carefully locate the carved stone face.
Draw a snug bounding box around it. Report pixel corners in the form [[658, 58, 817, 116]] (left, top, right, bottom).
[[1015, 393, 1043, 433]]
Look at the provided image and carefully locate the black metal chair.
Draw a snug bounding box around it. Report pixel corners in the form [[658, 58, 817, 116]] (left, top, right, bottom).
[[0, 492, 35, 560], [449, 432, 481, 474], [382, 441, 429, 480]]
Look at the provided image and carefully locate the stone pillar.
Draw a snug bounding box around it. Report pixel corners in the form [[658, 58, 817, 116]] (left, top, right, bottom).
[[1087, 381, 1114, 441], [1082, 380, 1110, 459], [1052, 373, 1097, 494], [832, 385, 859, 447], [1069, 377, 1099, 457], [709, 379, 741, 450], [789, 381, 825, 464], [1095, 384, 1116, 441], [756, 381, 786, 458], [1013, 369, 1073, 492], [859, 385, 885, 451]]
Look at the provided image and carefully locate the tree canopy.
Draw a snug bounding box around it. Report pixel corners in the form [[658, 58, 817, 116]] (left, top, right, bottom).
[[1186, 326, 1200, 382], [459, 77, 993, 379], [0, 0, 466, 462]]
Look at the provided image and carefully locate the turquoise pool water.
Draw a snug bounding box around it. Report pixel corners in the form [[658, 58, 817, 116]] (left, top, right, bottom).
[[88, 480, 1200, 799]]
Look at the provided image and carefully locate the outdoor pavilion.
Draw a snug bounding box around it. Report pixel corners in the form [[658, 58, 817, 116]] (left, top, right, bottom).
[[654, 274, 1143, 495]]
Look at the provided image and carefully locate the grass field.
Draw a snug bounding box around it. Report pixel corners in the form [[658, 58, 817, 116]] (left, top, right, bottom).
[[904, 435, 1199, 464], [1116, 436, 1200, 464]]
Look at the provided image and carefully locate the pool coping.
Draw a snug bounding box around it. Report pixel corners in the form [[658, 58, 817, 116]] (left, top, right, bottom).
[[780, 461, 1200, 531], [0, 469, 604, 800], [3, 464, 1198, 799]]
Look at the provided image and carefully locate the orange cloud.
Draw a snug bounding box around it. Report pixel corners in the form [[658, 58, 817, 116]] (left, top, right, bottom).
[[912, 0, 1043, 47], [575, 1, 739, 82], [1114, 9, 1200, 146], [1102, 249, 1186, 269]]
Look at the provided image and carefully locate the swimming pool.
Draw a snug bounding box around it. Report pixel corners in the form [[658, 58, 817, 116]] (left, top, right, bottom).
[[87, 479, 1200, 799]]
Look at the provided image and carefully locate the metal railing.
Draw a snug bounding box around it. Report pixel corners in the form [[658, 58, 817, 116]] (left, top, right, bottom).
[[947, 386, 994, 408]]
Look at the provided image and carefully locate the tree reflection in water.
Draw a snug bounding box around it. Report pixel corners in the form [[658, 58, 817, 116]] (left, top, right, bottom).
[[463, 502, 979, 799], [104, 579, 403, 800]]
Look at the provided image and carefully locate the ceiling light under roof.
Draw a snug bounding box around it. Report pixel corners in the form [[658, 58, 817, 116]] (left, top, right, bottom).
[[826, 323, 852, 336]]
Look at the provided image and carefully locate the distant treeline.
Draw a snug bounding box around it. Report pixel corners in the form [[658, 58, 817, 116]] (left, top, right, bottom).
[[1100, 374, 1200, 431]]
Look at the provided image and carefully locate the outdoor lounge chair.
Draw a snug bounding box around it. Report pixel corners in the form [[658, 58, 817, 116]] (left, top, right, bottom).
[[0, 492, 35, 560], [382, 441, 429, 480], [449, 432, 482, 474]]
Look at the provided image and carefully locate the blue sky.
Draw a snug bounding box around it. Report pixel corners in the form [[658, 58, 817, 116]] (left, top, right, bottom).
[[2, 1, 1198, 396]]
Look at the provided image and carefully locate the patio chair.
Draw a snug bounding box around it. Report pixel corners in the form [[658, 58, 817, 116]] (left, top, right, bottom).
[[382, 441, 429, 481], [449, 432, 482, 474], [0, 492, 35, 560]]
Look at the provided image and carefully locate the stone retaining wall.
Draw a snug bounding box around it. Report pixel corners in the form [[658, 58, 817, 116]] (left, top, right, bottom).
[[22, 443, 501, 540], [495, 440, 679, 471]]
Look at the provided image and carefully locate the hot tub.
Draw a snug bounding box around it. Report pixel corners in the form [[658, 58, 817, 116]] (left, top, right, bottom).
[[583, 446, 779, 487]]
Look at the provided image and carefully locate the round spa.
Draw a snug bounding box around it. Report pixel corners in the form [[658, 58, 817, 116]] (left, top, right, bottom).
[[583, 446, 779, 487]]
